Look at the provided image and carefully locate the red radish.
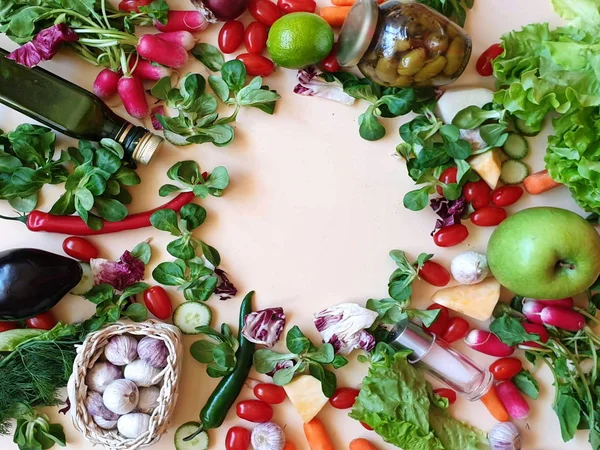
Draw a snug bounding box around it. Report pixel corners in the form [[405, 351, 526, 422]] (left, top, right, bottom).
[[118, 76, 148, 119], [536, 297, 574, 308], [522, 300, 544, 324], [521, 322, 549, 348], [150, 106, 165, 130], [496, 381, 530, 420], [154, 11, 209, 32], [157, 31, 196, 51], [93, 68, 121, 99], [541, 306, 585, 332], [130, 59, 172, 81], [137, 34, 189, 69], [465, 330, 514, 357]]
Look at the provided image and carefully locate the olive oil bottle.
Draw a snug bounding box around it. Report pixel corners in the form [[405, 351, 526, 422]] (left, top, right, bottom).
[[0, 49, 162, 164]]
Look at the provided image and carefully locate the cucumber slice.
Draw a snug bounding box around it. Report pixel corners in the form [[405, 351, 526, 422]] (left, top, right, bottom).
[[500, 160, 530, 185], [173, 302, 212, 335], [174, 422, 208, 450], [502, 133, 529, 160], [514, 118, 542, 137], [70, 263, 94, 295]]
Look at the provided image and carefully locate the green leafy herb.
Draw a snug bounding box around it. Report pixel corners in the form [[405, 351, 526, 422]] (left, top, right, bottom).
[[387, 250, 432, 304], [130, 241, 152, 265], [190, 324, 239, 377], [418, 0, 475, 27], [489, 314, 540, 346], [83, 282, 149, 331], [10, 403, 66, 450], [513, 370, 540, 399], [159, 160, 229, 198], [191, 43, 225, 71]]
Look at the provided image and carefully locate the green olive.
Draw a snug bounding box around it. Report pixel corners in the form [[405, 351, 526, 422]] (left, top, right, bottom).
[[375, 57, 399, 84], [394, 39, 411, 53], [425, 33, 449, 54], [414, 55, 447, 82], [397, 48, 427, 76], [393, 75, 414, 87], [444, 37, 466, 76]]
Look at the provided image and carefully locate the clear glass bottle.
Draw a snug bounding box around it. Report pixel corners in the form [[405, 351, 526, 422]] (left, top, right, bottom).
[[337, 0, 472, 88]]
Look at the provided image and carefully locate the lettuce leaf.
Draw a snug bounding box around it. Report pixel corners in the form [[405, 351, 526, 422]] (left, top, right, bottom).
[[551, 0, 600, 29]]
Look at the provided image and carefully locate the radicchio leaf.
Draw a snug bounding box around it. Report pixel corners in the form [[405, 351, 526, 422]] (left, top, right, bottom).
[[214, 268, 237, 300], [8, 24, 78, 68], [90, 251, 145, 292], [294, 67, 355, 106], [242, 307, 286, 348], [430, 195, 468, 235]]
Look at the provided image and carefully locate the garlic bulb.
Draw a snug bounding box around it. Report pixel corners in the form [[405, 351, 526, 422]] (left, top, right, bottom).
[[488, 422, 522, 450], [137, 337, 169, 369], [93, 415, 118, 430], [124, 359, 162, 387], [85, 391, 119, 421], [85, 361, 123, 393], [117, 413, 150, 439], [251, 422, 285, 450], [451, 251, 489, 285], [137, 386, 160, 414], [103, 379, 139, 415], [105, 335, 138, 366]]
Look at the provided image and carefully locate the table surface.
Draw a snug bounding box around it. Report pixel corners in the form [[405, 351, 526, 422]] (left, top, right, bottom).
[[0, 0, 587, 449]]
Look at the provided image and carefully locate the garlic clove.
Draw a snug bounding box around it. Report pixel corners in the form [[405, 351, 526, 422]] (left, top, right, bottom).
[[124, 359, 162, 387], [137, 337, 169, 369], [105, 334, 138, 366], [117, 413, 150, 439], [86, 391, 119, 421], [137, 386, 160, 414], [93, 415, 118, 430], [85, 361, 123, 393], [103, 379, 139, 415], [251, 422, 286, 450], [488, 422, 522, 450], [450, 251, 489, 285]]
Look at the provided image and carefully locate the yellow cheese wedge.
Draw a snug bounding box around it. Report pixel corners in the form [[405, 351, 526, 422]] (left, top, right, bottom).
[[283, 375, 329, 423], [468, 148, 502, 189], [430, 277, 501, 322]]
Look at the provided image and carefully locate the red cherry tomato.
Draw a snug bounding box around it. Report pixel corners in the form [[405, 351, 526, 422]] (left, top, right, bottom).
[[424, 304, 450, 336], [329, 387, 360, 409], [470, 206, 507, 227], [492, 185, 524, 207], [321, 47, 340, 73], [118, 0, 152, 12], [433, 224, 469, 247], [26, 311, 57, 330], [253, 383, 287, 404], [62, 236, 99, 262], [248, 0, 282, 26], [476, 43, 504, 77], [436, 167, 458, 196], [434, 388, 457, 405], [244, 22, 269, 54], [0, 322, 18, 332], [237, 53, 274, 77], [236, 400, 273, 423], [219, 20, 245, 54], [463, 179, 491, 209], [489, 357, 523, 381], [225, 426, 251, 450], [441, 317, 470, 343], [418, 260, 451, 287], [277, 0, 316, 13], [143, 286, 172, 320], [361, 421, 373, 430]]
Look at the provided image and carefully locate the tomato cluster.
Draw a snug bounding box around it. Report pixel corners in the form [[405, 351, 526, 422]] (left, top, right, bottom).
[[423, 304, 470, 344]]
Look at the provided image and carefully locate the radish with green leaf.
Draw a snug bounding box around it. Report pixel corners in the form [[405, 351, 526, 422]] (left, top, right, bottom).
[[118, 75, 148, 119], [541, 306, 585, 332], [130, 59, 172, 81], [154, 11, 208, 32], [93, 69, 121, 99], [137, 34, 189, 69], [157, 31, 196, 50]]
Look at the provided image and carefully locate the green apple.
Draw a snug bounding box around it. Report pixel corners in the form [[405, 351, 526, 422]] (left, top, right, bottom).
[[487, 207, 600, 299]]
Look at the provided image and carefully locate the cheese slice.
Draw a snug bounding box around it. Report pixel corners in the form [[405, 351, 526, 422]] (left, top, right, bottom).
[[435, 87, 495, 124], [284, 375, 329, 423], [430, 277, 501, 322], [468, 148, 503, 189]]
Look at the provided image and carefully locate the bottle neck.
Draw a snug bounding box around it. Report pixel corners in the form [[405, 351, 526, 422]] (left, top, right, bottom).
[[116, 124, 163, 165]]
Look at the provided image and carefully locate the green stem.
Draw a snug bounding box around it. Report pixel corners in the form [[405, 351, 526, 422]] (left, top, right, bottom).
[[577, 308, 600, 326], [73, 28, 136, 40], [0, 214, 27, 224], [38, 9, 99, 28], [100, 0, 111, 29]]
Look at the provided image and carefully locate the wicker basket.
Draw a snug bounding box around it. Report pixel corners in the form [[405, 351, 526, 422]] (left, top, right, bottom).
[[68, 320, 183, 450]]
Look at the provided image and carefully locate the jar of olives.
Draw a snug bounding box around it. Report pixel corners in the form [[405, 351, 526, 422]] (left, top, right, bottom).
[[337, 0, 472, 88]]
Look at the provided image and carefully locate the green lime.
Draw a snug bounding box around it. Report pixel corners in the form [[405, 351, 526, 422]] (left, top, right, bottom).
[[267, 13, 334, 69]]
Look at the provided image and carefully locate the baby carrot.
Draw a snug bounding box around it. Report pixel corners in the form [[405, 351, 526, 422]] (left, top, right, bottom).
[[331, 0, 383, 5], [480, 385, 510, 422], [319, 6, 351, 27], [303, 418, 335, 450], [523, 169, 561, 195], [283, 443, 297, 450], [350, 438, 379, 450]]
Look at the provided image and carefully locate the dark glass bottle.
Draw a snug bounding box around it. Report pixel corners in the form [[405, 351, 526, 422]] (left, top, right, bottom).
[[0, 49, 163, 164]]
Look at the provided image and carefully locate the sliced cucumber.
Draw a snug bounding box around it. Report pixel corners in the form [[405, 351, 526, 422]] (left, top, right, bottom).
[[70, 263, 94, 295], [502, 132, 529, 160], [174, 422, 208, 450], [173, 302, 212, 335], [500, 160, 530, 185], [514, 118, 542, 137]]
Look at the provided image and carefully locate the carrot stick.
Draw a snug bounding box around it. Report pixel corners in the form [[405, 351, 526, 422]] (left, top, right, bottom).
[[480, 385, 510, 422], [523, 169, 561, 195], [303, 418, 335, 450], [331, 0, 383, 6], [283, 443, 297, 450], [350, 438, 379, 450], [319, 6, 351, 27]]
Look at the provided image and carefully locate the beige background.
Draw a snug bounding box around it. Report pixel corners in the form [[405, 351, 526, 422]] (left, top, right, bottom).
[[0, 0, 587, 448]]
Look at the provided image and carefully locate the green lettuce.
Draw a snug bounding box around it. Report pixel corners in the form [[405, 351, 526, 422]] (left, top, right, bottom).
[[551, 0, 600, 29]]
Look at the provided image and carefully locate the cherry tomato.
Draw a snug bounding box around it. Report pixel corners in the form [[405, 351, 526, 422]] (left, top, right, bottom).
[[433, 224, 469, 247], [244, 22, 269, 54], [418, 260, 451, 287], [236, 400, 273, 423], [424, 304, 449, 336], [463, 180, 491, 209], [436, 167, 458, 196], [62, 236, 99, 262], [321, 47, 340, 73], [143, 286, 172, 320], [118, 0, 152, 12], [253, 383, 287, 404], [470, 206, 507, 227], [476, 43, 504, 77], [219, 20, 245, 54], [0, 322, 18, 332], [277, 0, 316, 13], [237, 53, 274, 77], [441, 317, 470, 343], [329, 387, 360, 409], [434, 388, 457, 405], [225, 426, 251, 450], [248, 0, 282, 26], [361, 421, 373, 430], [492, 185, 524, 207], [489, 357, 523, 381], [26, 311, 57, 330]]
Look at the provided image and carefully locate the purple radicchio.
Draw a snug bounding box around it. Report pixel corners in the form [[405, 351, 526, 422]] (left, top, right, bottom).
[[313, 303, 378, 355], [430, 195, 468, 235], [241, 307, 286, 347], [150, 106, 165, 131], [90, 251, 145, 291], [8, 24, 78, 68], [294, 67, 355, 106]]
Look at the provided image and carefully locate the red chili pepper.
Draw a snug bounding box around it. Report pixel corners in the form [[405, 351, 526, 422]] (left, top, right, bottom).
[[1, 192, 195, 235]]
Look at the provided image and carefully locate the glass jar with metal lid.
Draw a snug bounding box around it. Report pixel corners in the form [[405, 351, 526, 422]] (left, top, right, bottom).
[[337, 0, 472, 88]]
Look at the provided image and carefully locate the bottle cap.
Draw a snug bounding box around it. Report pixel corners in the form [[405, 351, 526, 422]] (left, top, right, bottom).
[[337, 0, 379, 67], [132, 132, 163, 165]]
